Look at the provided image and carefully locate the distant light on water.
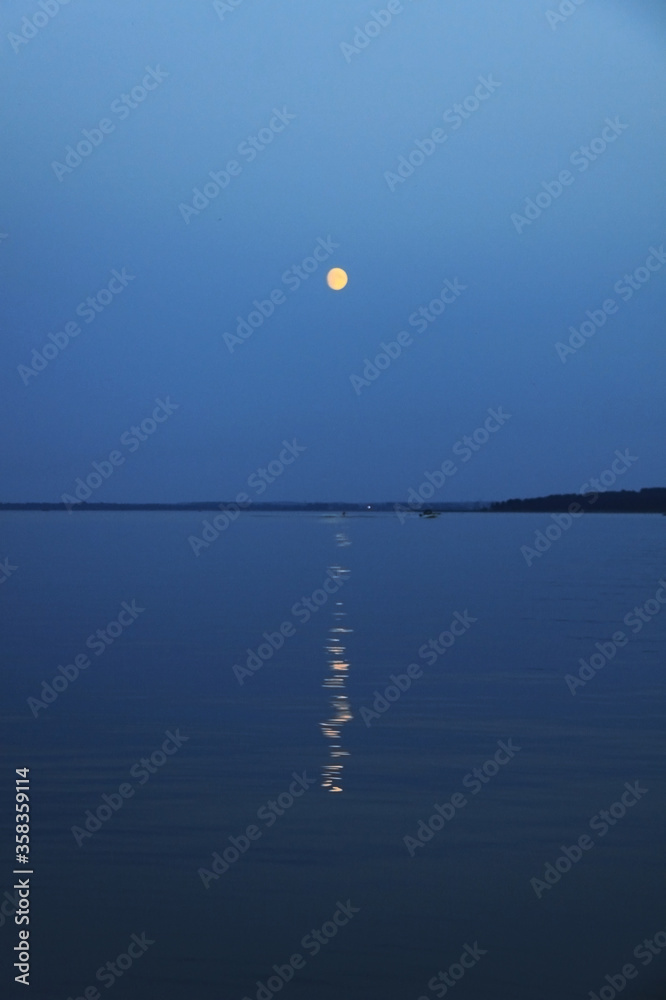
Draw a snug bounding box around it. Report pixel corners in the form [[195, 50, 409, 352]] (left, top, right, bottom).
[[326, 267, 348, 290]]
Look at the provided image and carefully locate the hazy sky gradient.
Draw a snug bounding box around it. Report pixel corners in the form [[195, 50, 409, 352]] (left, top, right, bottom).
[[2, 0, 665, 502]]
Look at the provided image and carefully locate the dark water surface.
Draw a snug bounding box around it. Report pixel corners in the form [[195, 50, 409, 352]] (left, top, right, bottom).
[[1, 513, 665, 999]]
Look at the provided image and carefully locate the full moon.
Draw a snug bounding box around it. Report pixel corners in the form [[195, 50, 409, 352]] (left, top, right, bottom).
[[326, 268, 348, 290]]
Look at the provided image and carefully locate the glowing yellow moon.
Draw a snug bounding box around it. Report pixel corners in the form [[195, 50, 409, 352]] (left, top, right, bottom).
[[326, 268, 348, 290]]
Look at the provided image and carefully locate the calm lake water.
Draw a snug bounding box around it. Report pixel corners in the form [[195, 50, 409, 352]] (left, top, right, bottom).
[[1, 513, 665, 999]]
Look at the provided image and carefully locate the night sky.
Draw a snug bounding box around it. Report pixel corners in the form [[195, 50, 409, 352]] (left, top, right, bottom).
[[2, 0, 665, 503]]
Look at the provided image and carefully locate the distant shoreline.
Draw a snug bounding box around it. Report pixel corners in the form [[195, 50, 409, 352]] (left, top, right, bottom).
[[1, 489, 664, 514]]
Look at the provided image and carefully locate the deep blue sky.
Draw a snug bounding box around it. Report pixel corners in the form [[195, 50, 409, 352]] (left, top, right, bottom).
[[2, 0, 665, 502]]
